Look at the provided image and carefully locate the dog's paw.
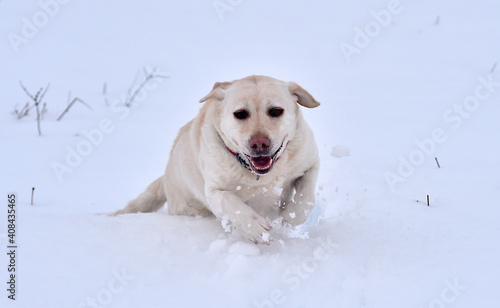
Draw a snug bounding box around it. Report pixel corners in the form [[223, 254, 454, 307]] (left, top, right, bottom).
[[281, 203, 311, 226], [234, 213, 273, 245]]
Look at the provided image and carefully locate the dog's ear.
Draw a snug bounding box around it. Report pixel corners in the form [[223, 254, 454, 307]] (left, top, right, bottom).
[[288, 82, 320, 108], [199, 81, 233, 103]]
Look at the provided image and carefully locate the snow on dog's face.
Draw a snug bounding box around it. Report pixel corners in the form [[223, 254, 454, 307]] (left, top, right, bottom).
[[200, 75, 320, 176]]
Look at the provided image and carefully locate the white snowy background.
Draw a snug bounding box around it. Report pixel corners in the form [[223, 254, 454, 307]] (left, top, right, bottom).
[[1, 0, 499, 307]]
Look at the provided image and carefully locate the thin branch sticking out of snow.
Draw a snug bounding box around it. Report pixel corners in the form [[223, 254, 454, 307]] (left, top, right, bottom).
[[434, 16, 440, 26], [31, 187, 35, 206], [19, 81, 50, 136], [40, 103, 48, 120], [490, 62, 497, 74], [435, 157, 441, 168], [57, 91, 92, 121], [102, 82, 109, 106], [125, 67, 168, 108], [13, 102, 35, 119]]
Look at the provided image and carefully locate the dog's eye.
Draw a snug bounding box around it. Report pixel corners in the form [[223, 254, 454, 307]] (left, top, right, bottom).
[[268, 107, 284, 118], [233, 110, 249, 120]]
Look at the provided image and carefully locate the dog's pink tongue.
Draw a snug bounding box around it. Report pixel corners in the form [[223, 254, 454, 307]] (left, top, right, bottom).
[[251, 156, 272, 170]]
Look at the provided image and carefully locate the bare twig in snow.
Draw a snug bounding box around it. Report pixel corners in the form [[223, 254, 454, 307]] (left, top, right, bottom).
[[41, 103, 48, 120], [12, 102, 35, 119], [490, 62, 497, 74], [125, 67, 168, 108], [31, 187, 35, 205], [102, 82, 109, 106], [433, 16, 440, 26], [19, 81, 50, 136], [416, 197, 431, 207], [434, 157, 441, 168], [57, 91, 92, 121]]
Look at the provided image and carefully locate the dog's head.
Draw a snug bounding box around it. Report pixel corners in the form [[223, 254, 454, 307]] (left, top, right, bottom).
[[200, 75, 320, 175]]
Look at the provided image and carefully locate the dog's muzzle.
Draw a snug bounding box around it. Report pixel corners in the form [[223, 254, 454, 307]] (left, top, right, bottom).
[[220, 134, 287, 179], [243, 141, 286, 175]]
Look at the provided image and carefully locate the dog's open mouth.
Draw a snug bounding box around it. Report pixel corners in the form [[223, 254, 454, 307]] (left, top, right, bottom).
[[244, 142, 286, 175]]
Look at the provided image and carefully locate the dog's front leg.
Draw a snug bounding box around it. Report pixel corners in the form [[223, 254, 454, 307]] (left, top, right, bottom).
[[281, 162, 319, 226], [206, 187, 273, 244]]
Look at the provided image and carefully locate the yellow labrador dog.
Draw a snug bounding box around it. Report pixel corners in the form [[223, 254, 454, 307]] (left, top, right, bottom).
[[114, 75, 320, 244]]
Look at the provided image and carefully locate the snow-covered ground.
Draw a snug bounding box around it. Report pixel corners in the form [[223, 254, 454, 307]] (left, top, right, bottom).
[[1, 0, 500, 307]]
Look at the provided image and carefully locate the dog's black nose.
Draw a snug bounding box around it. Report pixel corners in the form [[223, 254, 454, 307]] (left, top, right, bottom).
[[249, 136, 270, 154]]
